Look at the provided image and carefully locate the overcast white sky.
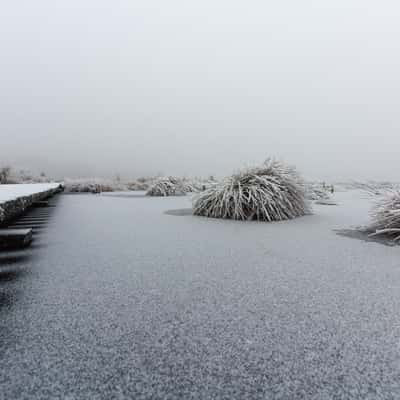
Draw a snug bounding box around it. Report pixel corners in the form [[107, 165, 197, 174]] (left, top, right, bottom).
[[1, 0, 400, 180]]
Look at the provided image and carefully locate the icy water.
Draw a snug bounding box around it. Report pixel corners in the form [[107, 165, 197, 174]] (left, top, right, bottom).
[[1, 192, 400, 399]]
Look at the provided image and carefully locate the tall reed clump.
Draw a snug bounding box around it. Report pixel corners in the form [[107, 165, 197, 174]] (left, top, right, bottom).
[[193, 159, 310, 221], [146, 177, 187, 197], [367, 190, 400, 242]]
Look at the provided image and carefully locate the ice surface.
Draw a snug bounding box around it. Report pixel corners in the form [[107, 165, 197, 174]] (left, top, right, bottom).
[[1, 190, 400, 399]]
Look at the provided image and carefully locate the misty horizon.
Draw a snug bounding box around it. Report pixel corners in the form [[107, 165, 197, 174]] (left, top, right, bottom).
[[1, 1, 399, 181]]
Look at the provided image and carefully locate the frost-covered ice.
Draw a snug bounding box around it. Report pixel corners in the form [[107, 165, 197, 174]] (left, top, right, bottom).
[[0, 183, 61, 204], [1, 190, 400, 399]]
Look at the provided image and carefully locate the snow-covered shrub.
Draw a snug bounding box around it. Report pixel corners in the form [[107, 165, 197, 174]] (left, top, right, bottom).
[[367, 190, 400, 242], [146, 177, 187, 197], [193, 159, 310, 221]]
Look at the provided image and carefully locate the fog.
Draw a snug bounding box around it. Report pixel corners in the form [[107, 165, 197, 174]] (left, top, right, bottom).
[[1, 1, 400, 180]]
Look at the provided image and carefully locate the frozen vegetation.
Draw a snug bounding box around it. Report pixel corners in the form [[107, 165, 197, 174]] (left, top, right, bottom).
[[146, 177, 188, 197], [145, 176, 218, 197], [0, 166, 50, 184], [339, 180, 400, 195], [63, 176, 215, 194], [304, 182, 332, 201], [1, 163, 217, 195], [367, 190, 400, 242], [188, 176, 218, 192], [127, 177, 154, 191], [64, 176, 160, 193], [63, 178, 129, 193], [193, 159, 310, 221]]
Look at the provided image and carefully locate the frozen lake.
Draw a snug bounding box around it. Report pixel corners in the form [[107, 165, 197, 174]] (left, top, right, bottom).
[[1, 191, 400, 399]]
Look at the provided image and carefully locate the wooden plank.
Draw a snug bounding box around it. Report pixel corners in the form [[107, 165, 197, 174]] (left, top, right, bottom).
[[32, 201, 50, 207], [0, 229, 33, 249], [7, 224, 43, 230], [15, 220, 47, 224]]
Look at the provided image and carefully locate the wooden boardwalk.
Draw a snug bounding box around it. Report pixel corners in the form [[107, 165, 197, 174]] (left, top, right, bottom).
[[0, 183, 63, 249]]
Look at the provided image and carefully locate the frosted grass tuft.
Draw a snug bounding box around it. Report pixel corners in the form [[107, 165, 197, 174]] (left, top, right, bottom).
[[193, 159, 310, 221], [146, 177, 188, 197], [367, 190, 400, 242]]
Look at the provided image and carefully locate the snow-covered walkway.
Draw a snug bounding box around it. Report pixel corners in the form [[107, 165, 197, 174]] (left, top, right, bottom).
[[0, 183, 61, 204], [0, 183, 62, 224]]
